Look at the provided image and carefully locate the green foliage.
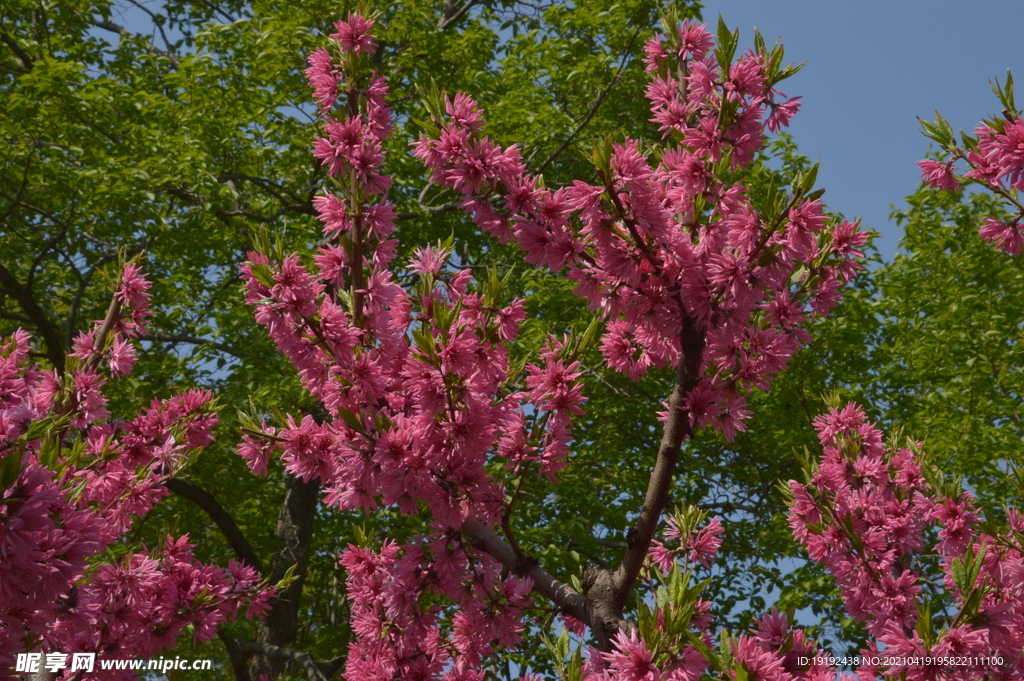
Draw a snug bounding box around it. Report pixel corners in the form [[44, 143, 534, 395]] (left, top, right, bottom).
[[877, 188, 1024, 515]]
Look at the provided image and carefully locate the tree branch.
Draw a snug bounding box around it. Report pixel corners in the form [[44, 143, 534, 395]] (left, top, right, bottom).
[[0, 29, 34, 71], [165, 477, 265, 574], [236, 640, 340, 681], [222, 203, 315, 223], [437, 0, 481, 31], [612, 312, 704, 607], [0, 261, 65, 371], [417, 181, 461, 215], [531, 23, 643, 176], [163, 183, 313, 224], [461, 519, 589, 623], [219, 630, 253, 681], [221, 173, 304, 206], [121, 0, 176, 56], [140, 332, 247, 359], [569, 308, 705, 651], [249, 475, 320, 681]]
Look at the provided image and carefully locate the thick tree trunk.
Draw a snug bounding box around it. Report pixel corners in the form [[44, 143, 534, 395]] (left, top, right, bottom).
[[247, 475, 320, 681]]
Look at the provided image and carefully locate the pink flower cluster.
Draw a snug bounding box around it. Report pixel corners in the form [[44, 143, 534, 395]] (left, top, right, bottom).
[[649, 508, 724, 572], [242, 15, 586, 679], [412, 20, 865, 440], [38, 536, 269, 681], [341, 539, 531, 679], [917, 99, 1024, 255], [596, 506, 840, 681], [790, 403, 1024, 680], [0, 265, 272, 679], [576, 609, 839, 681], [789, 404, 933, 637], [731, 610, 840, 681], [1, 460, 102, 677]]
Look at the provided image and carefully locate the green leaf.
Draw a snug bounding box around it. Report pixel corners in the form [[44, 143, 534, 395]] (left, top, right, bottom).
[[336, 407, 367, 435], [0, 448, 24, 493], [800, 160, 820, 194]]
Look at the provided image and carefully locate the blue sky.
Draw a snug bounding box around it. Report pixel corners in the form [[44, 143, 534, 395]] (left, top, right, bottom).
[[704, 0, 1024, 260]]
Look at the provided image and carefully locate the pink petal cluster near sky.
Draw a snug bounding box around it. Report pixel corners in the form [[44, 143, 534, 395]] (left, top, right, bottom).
[[705, 0, 1024, 259]]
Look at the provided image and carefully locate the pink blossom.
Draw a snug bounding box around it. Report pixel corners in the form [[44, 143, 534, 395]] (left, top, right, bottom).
[[676, 21, 714, 60], [649, 541, 677, 573], [331, 13, 377, 55], [409, 245, 450, 276], [978, 218, 1024, 255], [603, 630, 660, 681], [108, 336, 136, 376], [917, 159, 962, 192], [446, 93, 486, 131], [766, 95, 801, 132], [305, 47, 340, 113], [688, 516, 723, 566], [643, 36, 668, 72]]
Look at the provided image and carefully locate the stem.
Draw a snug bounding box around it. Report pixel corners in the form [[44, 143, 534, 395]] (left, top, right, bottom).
[[612, 308, 705, 595], [347, 78, 366, 328], [83, 294, 121, 373], [351, 184, 365, 328]]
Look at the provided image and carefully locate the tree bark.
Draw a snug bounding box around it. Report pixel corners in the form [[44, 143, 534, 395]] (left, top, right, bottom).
[[0, 262, 65, 371], [247, 475, 320, 681]]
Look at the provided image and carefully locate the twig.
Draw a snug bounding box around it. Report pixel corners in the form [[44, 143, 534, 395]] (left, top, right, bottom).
[[437, 0, 481, 31], [122, 0, 176, 55], [532, 23, 644, 175], [141, 332, 247, 359]]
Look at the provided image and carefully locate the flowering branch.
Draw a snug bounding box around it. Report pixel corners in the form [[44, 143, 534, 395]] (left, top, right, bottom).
[[918, 72, 1024, 255], [462, 519, 589, 621], [234, 12, 867, 675]]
